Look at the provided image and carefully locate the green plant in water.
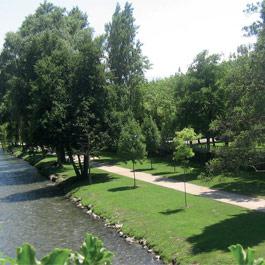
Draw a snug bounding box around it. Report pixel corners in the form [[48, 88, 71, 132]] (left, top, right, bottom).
[[75, 233, 113, 265], [0, 233, 113, 265], [229, 244, 265, 265]]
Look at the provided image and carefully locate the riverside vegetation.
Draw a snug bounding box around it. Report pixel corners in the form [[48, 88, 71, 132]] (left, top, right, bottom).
[[9, 148, 265, 265]]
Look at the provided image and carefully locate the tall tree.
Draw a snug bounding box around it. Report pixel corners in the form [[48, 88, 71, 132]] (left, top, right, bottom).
[[105, 2, 149, 149], [66, 31, 107, 182], [0, 2, 109, 180], [105, 2, 149, 87]]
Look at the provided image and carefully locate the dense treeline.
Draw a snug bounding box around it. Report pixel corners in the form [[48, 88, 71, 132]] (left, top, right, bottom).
[[0, 1, 264, 179]]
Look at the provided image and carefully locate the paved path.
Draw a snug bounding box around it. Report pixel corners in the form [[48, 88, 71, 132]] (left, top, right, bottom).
[[96, 164, 265, 212]]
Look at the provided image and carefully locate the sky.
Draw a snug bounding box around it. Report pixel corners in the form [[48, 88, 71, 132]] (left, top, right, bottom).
[[0, 0, 257, 79]]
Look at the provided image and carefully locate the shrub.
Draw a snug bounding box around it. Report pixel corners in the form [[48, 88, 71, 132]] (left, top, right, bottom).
[[0, 233, 113, 265], [229, 244, 265, 265]]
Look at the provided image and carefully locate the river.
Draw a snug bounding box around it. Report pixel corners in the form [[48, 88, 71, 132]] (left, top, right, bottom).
[[0, 150, 162, 265]]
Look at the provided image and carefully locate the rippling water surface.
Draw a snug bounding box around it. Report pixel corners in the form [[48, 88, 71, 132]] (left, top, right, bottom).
[[0, 150, 162, 265]]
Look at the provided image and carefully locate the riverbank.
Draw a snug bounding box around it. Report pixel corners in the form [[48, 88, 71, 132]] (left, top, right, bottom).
[[12, 149, 265, 265]]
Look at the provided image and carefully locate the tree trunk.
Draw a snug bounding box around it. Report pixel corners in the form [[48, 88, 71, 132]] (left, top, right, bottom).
[[56, 145, 66, 167], [88, 155, 91, 178], [150, 158, 153, 170], [212, 137, 215, 147], [83, 154, 92, 184], [132, 161, 136, 188], [61, 146, 66, 163], [77, 155, 83, 176], [40, 145, 46, 157], [183, 167, 188, 208], [67, 148, 81, 178], [206, 137, 210, 152]]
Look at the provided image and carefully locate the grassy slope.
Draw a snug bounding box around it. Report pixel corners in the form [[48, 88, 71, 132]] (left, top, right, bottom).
[[97, 152, 265, 199], [13, 150, 265, 264]]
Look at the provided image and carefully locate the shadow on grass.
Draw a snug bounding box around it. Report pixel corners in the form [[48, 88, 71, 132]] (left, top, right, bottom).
[[1, 172, 118, 203], [108, 186, 137, 192], [24, 154, 45, 165], [160, 208, 184, 215], [187, 211, 265, 254], [135, 168, 153, 172], [36, 160, 72, 178], [152, 171, 177, 176], [94, 158, 119, 166], [62, 172, 117, 194], [211, 174, 265, 198], [155, 170, 202, 183]]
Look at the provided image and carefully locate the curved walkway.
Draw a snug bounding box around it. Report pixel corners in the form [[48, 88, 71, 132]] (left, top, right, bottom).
[[96, 164, 265, 212]]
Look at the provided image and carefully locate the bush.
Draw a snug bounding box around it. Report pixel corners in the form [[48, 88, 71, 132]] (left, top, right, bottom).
[[229, 244, 265, 265], [0, 233, 113, 265]]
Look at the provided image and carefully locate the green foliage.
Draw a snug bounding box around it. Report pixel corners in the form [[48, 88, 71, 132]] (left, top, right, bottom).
[[76, 234, 113, 265], [0, 1, 108, 179], [229, 244, 265, 265], [176, 50, 224, 145], [105, 2, 149, 121], [41, 249, 71, 265], [142, 115, 161, 156], [105, 2, 149, 87], [173, 128, 200, 162], [209, 2, 265, 171], [142, 76, 177, 125], [0, 233, 113, 265], [173, 127, 200, 207], [118, 117, 146, 163], [205, 158, 225, 177], [16, 244, 40, 265]]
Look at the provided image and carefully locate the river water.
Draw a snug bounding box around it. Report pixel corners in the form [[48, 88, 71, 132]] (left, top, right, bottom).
[[0, 150, 162, 264]]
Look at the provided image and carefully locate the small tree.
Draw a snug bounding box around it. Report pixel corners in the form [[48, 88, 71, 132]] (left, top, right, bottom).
[[118, 118, 146, 188], [173, 127, 201, 207], [142, 116, 161, 169]]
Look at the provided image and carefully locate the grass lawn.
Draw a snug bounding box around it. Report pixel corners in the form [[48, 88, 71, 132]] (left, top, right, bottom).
[[96, 152, 265, 199], [13, 149, 265, 264]]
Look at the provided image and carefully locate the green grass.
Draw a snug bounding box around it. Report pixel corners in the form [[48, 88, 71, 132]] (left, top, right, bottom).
[[97, 152, 265, 199], [13, 149, 265, 264], [69, 170, 265, 265]]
